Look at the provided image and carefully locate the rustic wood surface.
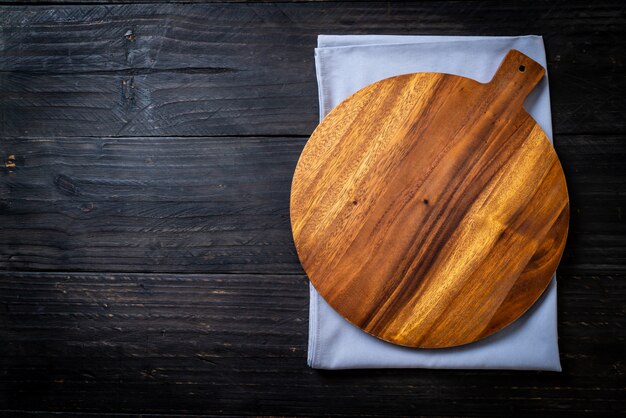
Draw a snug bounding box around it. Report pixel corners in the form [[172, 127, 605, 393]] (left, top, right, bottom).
[[0, 1, 624, 416], [291, 50, 569, 348]]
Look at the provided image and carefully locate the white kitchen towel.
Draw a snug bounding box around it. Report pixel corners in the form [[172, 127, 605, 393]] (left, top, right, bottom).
[[308, 35, 561, 371]]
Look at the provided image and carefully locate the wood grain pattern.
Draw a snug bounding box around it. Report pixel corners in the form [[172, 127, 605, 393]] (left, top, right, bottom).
[[0, 136, 304, 273], [0, 134, 622, 275], [0, 2, 624, 137], [1, 271, 624, 417], [291, 50, 570, 348], [1, 1, 625, 416]]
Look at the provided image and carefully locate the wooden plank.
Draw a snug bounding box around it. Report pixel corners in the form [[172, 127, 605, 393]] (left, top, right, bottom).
[[0, 271, 624, 416], [555, 136, 626, 275], [0, 136, 305, 273], [1, 2, 624, 137], [1, 135, 624, 274]]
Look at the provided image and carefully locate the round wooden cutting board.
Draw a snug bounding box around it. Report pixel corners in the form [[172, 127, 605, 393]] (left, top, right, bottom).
[[290, 50, 569, 348]]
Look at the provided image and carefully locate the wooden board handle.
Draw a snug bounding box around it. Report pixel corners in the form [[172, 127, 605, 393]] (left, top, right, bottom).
[[488, 50, 546, 105]]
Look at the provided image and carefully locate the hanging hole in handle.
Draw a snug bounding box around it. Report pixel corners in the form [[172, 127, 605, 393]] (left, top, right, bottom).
[[518, 65, 526, 73]]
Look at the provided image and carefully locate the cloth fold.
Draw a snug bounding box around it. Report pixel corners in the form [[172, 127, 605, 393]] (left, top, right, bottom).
[[308, 35, 561, 371]]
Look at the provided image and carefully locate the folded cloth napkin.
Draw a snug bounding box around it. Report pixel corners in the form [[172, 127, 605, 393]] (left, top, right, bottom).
[[308, 35, 561, 371]]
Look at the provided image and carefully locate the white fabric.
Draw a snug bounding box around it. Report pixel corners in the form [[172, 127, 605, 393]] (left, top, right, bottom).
[[308, 35, 561, 371]]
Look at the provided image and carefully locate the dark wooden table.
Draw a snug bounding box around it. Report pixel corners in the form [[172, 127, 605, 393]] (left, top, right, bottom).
[[0, 1, 624, 416]]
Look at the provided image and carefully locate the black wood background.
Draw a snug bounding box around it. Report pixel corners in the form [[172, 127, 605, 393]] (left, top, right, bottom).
[[1, 1, 625, 416]]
